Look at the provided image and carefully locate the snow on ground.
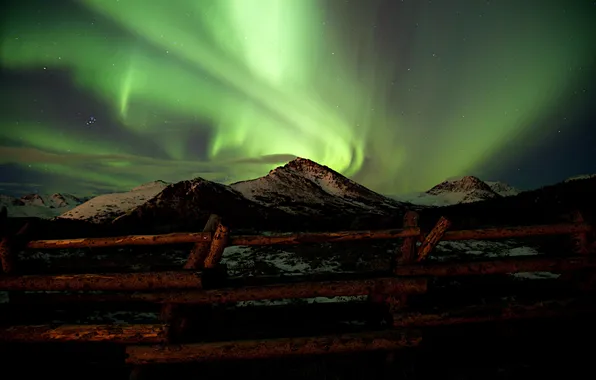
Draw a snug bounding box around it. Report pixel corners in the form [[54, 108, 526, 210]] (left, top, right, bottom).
[[433, 240, 559, 279], [221, 245, 343, 277], [512, 272, 560, 280], [235, 296, 368, 308], [85, 311, 160, 324], [565, 174, 596, 182], [58, 181, 168, 223], [0, 193, 83, 218], [434, 240, 541, 260], [10, 235, 562, 318], [0, 203, 69, 218]]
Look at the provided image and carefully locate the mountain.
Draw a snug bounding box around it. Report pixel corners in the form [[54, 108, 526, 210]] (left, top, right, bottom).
[[230, 158, 405, 216], [0, 192, 83, 218], [565, 174, 596, 183], [58, 158, 410, 234], [392, 176, 518, 207], [59, 180, 170, 224], [485, 181, 520, 197], [419, 175, 596, 231]]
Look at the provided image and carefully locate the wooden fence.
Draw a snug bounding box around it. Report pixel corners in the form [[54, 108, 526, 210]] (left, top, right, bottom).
[[0, 210, 595, 370]]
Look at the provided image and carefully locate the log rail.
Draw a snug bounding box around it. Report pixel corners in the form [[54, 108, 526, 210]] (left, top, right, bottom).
[[0, 211, 595, 369]]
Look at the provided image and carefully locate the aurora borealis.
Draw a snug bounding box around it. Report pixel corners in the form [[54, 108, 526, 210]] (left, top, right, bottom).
[[1, 0, 595, 196]]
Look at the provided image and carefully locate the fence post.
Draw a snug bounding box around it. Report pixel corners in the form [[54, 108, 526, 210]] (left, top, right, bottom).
[[0, 206, 10, 274], [398, 211, 419, 267], [387, 211, 419, 309], [184, 214, 221, 269], [568, 210, 589, 255], [203, 222, 230, 269], [567, 211, 596, 291], [417, 216, 451, 262], [384, 211, 419, 370], [0, 222, 30, 274], [131, 215, 224, 380]]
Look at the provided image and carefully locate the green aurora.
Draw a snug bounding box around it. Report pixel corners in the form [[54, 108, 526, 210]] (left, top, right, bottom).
[[1, 0, 594, 195]]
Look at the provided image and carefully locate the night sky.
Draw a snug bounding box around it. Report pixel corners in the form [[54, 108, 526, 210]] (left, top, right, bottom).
[[1, 0, 595, 197]]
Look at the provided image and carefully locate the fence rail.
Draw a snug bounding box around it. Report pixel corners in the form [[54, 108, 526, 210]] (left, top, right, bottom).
[[20, 223, 593, 251], [0, 209, 595, 371]]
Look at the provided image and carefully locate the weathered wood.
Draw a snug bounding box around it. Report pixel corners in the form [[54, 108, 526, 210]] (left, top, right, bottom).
[[184, 214, 221, 270], [0, 324, 166, 343], [389, 212, 420, 311], [0, 271, 202, 291], [26, 232, 212, 250], [21, 223, 591, 252], [393, 297, 596, 327], [204, 222, 230, 269], [442, 223, 592, 241], [394, 256, 596, 277], [398, 211, 419, 266], [125, 329, 422, 364], [230, 228, 421, 246], [0, 237, 12, 274], [0, 223, 30, 274], [417, 217, 451, 262], [9, 277, 427, 305], [567, 211, 589, 255]]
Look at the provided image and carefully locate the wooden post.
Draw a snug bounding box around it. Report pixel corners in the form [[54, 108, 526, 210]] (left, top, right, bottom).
[[383, 211, 419, 368], [378, 212, 420, 312], [0, 222, 29, 274], [0, 237, 12, 275], [184, 214, 221, 270], [160, 215, 222, 343], [136, 216, 222, 379], [568, 211, 589, 255], [397, 211, 419, 267], [167, 217, 227, 339], [203, 222, 230, 269], [417, 216, 451, 262], [568, 211, 596, 290]]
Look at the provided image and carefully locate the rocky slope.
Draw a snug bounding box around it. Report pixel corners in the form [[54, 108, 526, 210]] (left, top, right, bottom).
[[393, 176, 519, 207], [59, 180, 169, 224], [230, 158, 406, 216], [58, 158, 410, 234], [0, 192, 83, 218], [418, 175, 596, 231]]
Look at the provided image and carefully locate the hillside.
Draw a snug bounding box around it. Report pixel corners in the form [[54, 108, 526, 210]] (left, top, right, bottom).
[[393, 176, 519, 206]]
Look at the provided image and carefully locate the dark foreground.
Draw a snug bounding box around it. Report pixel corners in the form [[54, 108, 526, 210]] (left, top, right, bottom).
[[1, 314, 594, 380]]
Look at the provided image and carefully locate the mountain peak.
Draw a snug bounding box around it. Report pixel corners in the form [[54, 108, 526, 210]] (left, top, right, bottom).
[[231, 158, 404, 216], [427, 176, 494, 195], [130, 180, 170, 192], [270, 157, 338, 177]]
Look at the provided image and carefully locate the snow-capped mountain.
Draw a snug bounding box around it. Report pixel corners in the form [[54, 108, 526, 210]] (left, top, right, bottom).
[[0, 193, 83, 218], [58, 158, 410, 233], [59, 180, 170, 224], [230, 158, 405, 216], [392, 176, 518, 207], [565, 174, 596, 183], [485, 181, 520, 197]]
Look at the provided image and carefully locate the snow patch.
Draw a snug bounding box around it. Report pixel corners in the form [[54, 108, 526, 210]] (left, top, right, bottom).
[[221, 245, 342, 276], [512, 272, 561, 280], [565, 174, 596, 182], [58, 181, 168, 223], [236, 296, 367, 308]]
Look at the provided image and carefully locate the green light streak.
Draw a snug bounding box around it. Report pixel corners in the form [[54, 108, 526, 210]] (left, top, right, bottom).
[[0, 0, 594, 194]]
